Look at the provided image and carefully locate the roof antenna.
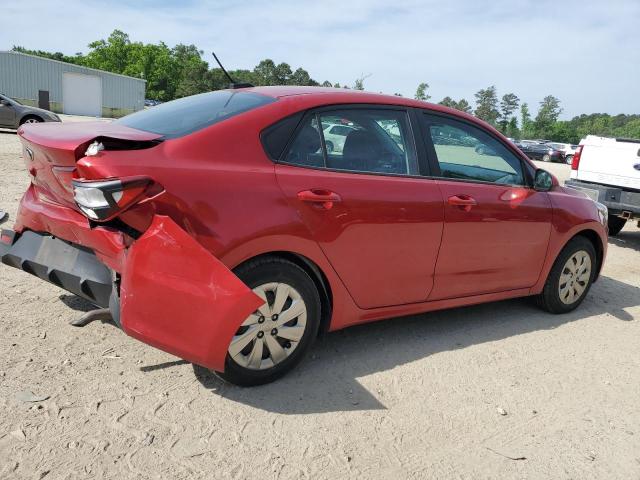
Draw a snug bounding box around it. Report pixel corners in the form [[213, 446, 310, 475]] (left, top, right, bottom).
[[211, 51, 254, 89]]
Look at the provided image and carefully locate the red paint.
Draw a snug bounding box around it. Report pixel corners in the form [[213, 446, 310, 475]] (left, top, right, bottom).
[[121, 216, 263, 371], [429, 180, 553, 300], [7, 86, 607, 371]]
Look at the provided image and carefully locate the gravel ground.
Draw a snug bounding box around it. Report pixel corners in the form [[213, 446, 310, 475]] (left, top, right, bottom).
[[0, 127, 639, 480]]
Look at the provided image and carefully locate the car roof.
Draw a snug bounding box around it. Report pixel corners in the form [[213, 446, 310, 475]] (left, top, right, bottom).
[[241, 85, 491, 127], [242, 86, 458, 112]]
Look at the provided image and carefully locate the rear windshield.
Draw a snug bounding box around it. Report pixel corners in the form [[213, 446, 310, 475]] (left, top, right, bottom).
[[116, 90, 276, 138]]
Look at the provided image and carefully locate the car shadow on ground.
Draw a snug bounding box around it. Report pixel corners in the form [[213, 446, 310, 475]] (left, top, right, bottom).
[[59, 294, 95, 312], [190, 275, 639, 414], [609, 229, 640, 253]]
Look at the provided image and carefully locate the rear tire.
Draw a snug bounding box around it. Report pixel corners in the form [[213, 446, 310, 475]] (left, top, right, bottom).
[[542, 154, 551, 162], [607, 215, 627, 236], [536, 236, 596, 314], [216, 257, 321, 386], [565, 154, 573, 165], [325, 141, 334, 153]]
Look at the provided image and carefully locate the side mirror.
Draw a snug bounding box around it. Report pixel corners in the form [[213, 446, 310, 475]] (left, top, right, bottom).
[[534, 169, 553, 192], [0, 99, 10, 107]]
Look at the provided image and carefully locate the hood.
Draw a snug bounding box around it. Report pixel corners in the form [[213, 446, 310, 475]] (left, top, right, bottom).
[[22, 105, 58, 119]]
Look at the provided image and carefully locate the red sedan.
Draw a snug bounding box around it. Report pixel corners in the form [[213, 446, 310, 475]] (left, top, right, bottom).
[[0, 87, 608, 385]]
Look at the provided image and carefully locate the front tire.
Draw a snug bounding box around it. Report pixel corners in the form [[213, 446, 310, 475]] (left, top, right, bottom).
[[607, 215, 627, 236], [536, 236, 596, 314], [565, 154, 573, 165], [217, 257, 321, 386], [20, 116, 43, 125], [542, 154, 551, 162]]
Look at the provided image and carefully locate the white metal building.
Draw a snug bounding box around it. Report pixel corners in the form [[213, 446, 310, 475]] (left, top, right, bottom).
[[0, 51, 145, 118]]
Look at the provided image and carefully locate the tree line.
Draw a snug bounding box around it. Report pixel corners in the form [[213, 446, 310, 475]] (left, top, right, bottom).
[[414, 83, 640, 144], [13, 30, 640, 144]]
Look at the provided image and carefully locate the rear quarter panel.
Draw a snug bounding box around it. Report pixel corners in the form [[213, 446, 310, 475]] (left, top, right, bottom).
[[75, 100, 359, 330]]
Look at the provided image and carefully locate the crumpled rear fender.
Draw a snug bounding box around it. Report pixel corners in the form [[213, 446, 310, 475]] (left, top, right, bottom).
[[120, 215, 264, 372]]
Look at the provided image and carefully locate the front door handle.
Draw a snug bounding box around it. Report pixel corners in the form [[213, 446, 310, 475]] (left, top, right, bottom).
[[447, 194, 477, 212], [297, 189, 342, 210]]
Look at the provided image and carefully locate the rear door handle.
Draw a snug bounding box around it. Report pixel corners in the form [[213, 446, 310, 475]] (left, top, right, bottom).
[[297, 189, 341, 210], [447, 194, 477, 212]]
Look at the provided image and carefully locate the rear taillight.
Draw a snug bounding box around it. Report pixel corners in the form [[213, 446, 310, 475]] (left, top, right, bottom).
[[572, 145, 583, 170], [72, 176, 153, 222]]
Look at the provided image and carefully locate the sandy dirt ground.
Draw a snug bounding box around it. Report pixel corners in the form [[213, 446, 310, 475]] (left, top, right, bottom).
[[0, 127, 639, 480]]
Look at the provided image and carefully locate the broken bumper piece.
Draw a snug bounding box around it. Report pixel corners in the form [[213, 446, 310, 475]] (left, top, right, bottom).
[[1, 215, 264, 373], [1, 229, 112, 307]]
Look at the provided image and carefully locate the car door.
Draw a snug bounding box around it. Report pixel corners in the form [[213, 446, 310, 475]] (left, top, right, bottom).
[[274, 106, 444, 309], [0, 97, 16, 127], [420, 112, 552, 300]]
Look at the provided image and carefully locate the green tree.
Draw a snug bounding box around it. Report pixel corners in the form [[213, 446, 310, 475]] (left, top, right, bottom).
[[506, 117, 520, 139], [535, 95, 562, 138], [290, 67, 318, 86], [353, 74, 371, 91], [550, 121, 578, 144], [499, 93, 520, 133], [253, 59, 279, 85], [439, 97, 471, 113], [415, 82, 431, 101], [439, 96, 457, 108], [84, 29, 133, 73], [520, 103, 534, 138], [12, 46, 83, 65], [171, 44, 210, 98], [456, 98, 472, 113], [474, 86, 499, 125]]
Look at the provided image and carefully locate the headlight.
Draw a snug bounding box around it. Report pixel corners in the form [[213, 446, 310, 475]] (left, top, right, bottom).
[[595, 201, 608, 226]]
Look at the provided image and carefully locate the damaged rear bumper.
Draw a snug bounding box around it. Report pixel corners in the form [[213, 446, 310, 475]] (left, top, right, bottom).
[[1, 229, 113, 308], [2, 206, 263, 372]]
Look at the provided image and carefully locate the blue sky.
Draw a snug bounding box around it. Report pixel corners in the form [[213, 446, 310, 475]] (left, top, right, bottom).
[[3, 0, 639, 118]]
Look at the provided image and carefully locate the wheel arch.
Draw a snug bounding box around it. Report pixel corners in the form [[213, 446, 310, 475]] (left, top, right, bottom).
[[232, 251, 333, 336], [19, 114, 43, 125], [532, 222, 607, 295], [572, 228, 604, 281]]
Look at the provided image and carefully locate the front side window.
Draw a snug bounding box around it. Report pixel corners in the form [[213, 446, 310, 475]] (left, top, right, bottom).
[[284, 108, 419, 176], [424, 114, 524, 185]]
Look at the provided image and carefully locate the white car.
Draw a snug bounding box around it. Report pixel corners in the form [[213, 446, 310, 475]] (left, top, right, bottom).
[[565, 135, 640, 235], [549, 143, 579, 164], [322, 123, 356, 153]]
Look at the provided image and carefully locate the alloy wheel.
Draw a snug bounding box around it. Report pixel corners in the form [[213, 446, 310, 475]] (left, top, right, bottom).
[[23, 118, 40, 124], [558, 250, 591, 304], [228, 282, 307, 370]]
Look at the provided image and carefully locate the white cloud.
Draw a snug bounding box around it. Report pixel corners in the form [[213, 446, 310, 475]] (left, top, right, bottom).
[[3, 0, 639, 117]]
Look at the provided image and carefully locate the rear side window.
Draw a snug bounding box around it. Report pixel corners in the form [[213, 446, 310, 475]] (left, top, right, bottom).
[[116, 90, 276, 138], [261, 112, 304, 160], [282, 108, 419, 176]]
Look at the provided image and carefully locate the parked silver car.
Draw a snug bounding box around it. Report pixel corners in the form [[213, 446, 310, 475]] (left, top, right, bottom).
[[0, 93, 61, 129]]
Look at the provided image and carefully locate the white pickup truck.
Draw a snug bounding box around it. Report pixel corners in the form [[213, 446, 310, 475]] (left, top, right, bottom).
[[565, 135, 640, 235]]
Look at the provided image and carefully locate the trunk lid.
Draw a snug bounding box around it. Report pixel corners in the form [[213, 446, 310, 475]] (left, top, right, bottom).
[[18, 121, 162, 208], [572, 135, 640, 190]]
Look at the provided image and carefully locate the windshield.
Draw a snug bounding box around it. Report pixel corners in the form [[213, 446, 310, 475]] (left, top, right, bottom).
[[116, 90, 276, 138], [0, 94, 19, 105]]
